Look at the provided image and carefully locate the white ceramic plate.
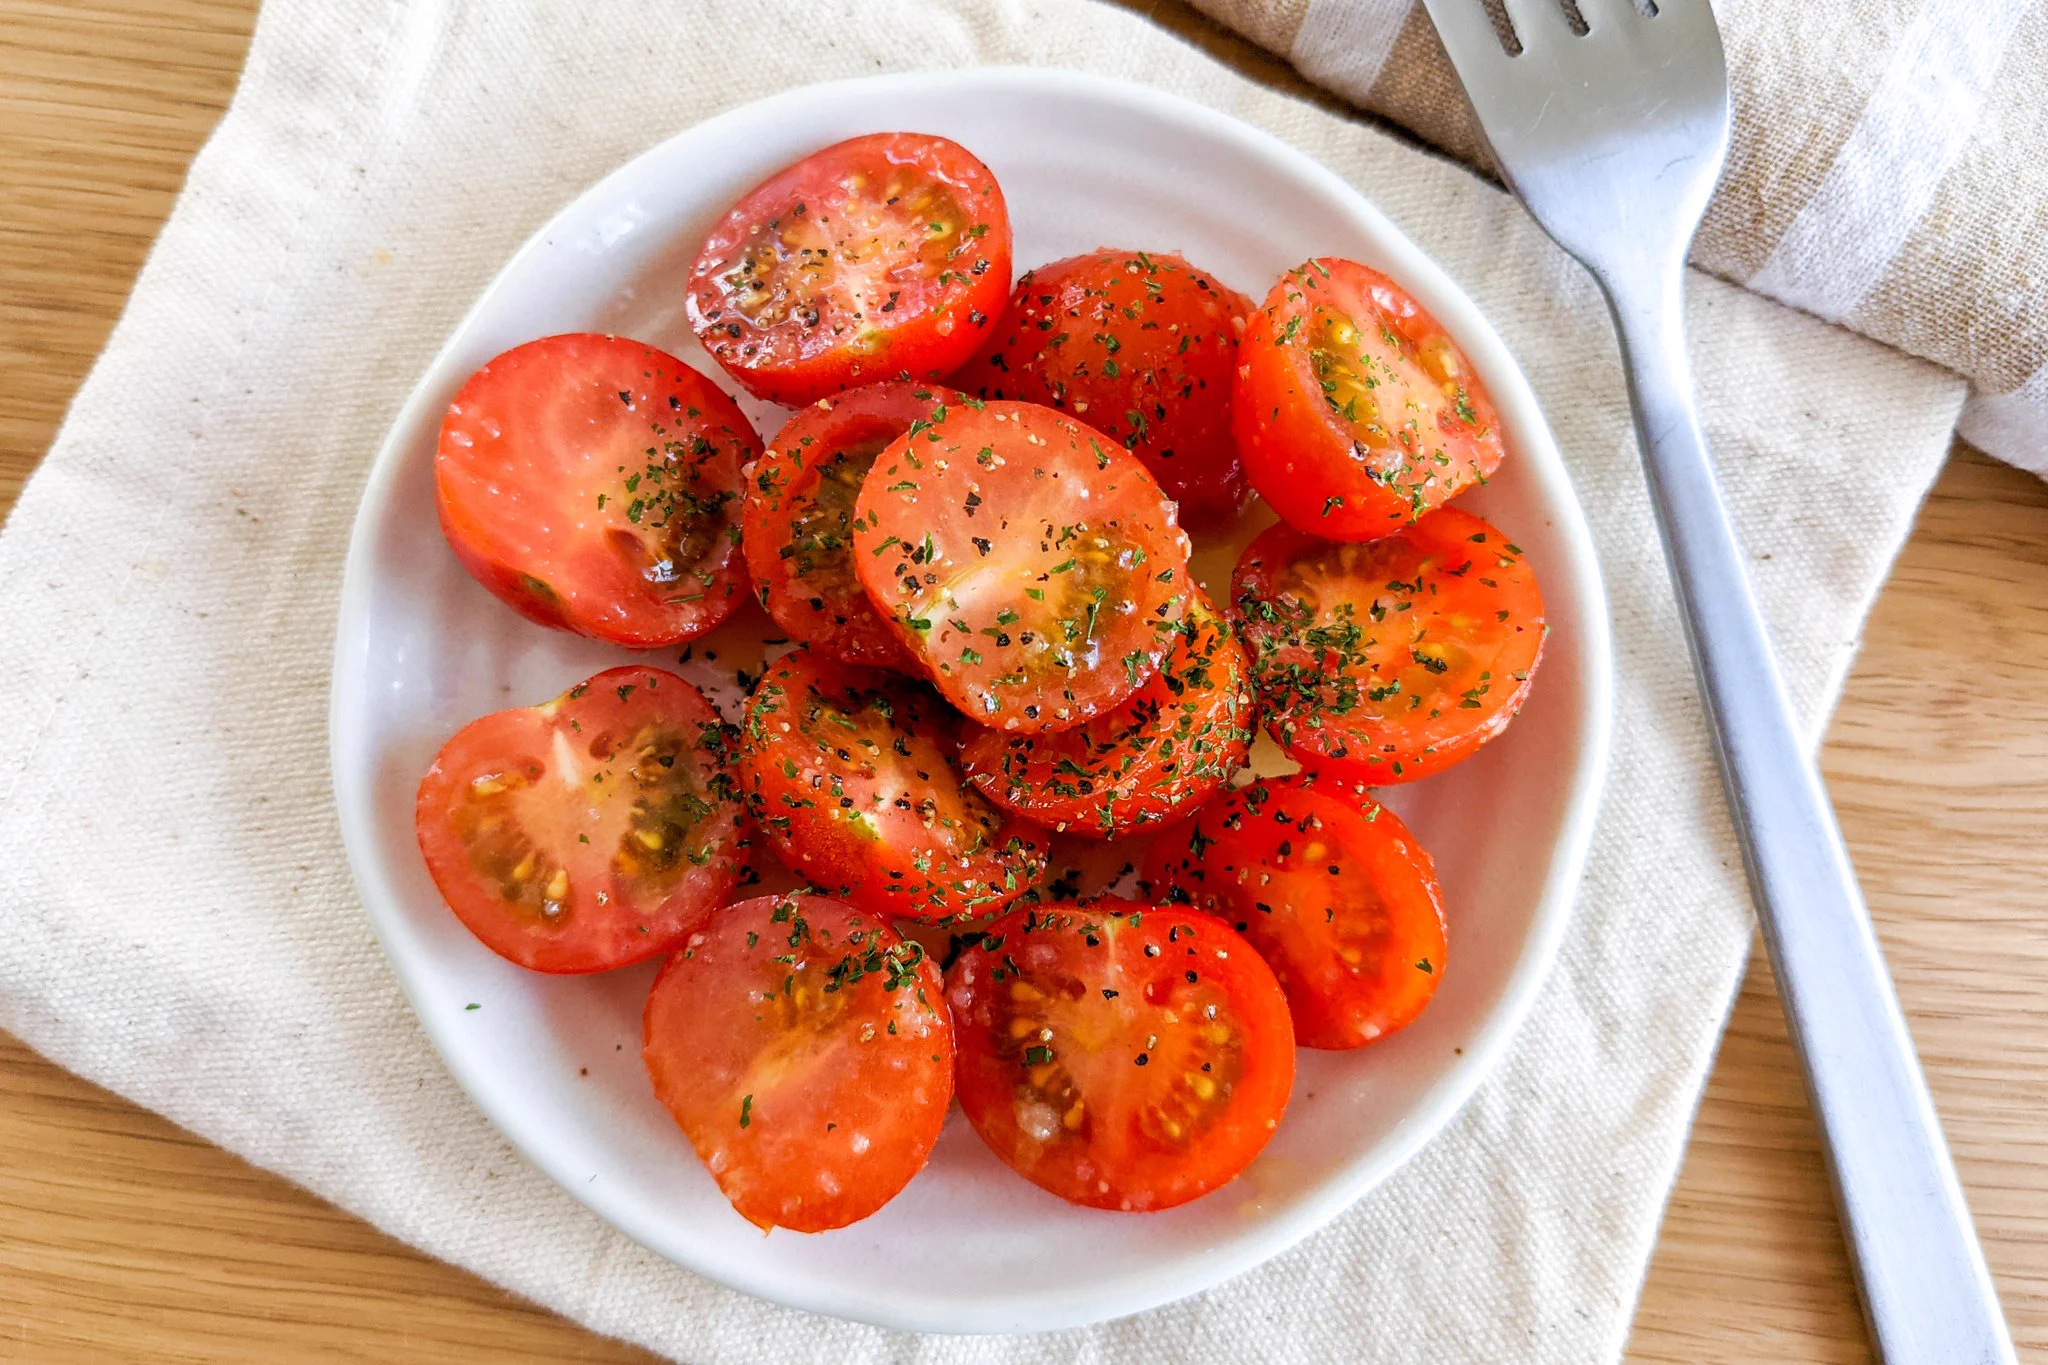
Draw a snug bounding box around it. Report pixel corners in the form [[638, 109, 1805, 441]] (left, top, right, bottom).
[[331, 68, 1612, 1334]]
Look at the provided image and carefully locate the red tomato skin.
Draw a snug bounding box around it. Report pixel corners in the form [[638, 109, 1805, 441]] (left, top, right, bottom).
[[1143, 773, 1447, 1049], [851, 400, 1193, 733], [643, 894, 952, 1232], [957, 590, 1253, 836], [414, 667, 745, 974], [687, 133, 1012, 406], [435, 334, 757, 649], [743, 383, 964, 671], [947, 902, 1295, 1212], [1230, 507, 1544, 784], [1234, 258, 1505, 540], [739, 649, 1048, 924], [950, 249, 1254, 528]]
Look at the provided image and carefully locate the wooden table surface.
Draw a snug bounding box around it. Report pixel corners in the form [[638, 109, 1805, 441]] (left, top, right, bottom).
[[4, 2, 2044, 1360]]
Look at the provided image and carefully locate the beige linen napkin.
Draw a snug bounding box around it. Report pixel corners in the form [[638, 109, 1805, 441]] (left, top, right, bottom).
[[0, 0, 1965, 1360], [1191, 0, 2048, 474]]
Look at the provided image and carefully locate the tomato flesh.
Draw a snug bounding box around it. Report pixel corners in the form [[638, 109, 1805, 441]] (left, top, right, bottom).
[[958, 590, 1252, 836], [744, 383, 963, 670], [1231, 507, 1544, 783], [851, 400, 1192, 732], [414, 666, 744, 973], [951, 249, 1253, 527], [948, 902, 1293, 1211], [435, 334, 754, 648], [739, 648, 1047, 923], [1235, 258, 1504, 539], [643, 893, 951, 1231], [687, 132, 1012, 406], [1143, 774, 1446, 1049]]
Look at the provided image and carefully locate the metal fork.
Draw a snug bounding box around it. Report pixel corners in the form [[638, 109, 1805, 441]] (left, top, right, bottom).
[[1415, 1, 2014, 1358]]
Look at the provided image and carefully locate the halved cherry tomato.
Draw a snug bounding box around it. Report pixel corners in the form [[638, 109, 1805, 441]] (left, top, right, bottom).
[[1143, 773, 1445, 1050], [687, 133, 1012, 406], [435, 334, 755, 648], [958, 590, 1252, 837], [742, 382, 962, 670], [851, 400, 1192, 732], [948, 902, 1294, 1211], [415, 666, 744, 973], [643, 893, 951, 1232], [951, 249, 1253, 527], [1231, 507, 1544, 783], [1235, 258, 1504, 539], [739, 648, 1047, 923]]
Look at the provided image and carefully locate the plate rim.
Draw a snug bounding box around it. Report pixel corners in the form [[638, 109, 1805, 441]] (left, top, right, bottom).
[[329, 64, 1616, 1334]]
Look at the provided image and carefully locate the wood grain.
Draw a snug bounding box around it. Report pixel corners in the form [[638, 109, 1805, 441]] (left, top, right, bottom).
[[2, 1, 2043, 1360]]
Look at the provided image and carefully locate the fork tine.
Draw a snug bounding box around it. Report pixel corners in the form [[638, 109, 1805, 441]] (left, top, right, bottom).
[[1419, 0, 1512, 73], [1573, 0, 1647, 30], [1502, 0, 1577, 47]]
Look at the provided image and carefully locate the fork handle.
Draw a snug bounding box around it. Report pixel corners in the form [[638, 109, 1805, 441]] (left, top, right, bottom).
[[1603, 263, 2015, 1364]]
